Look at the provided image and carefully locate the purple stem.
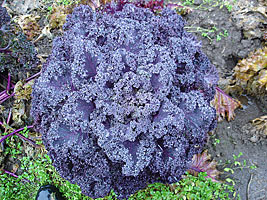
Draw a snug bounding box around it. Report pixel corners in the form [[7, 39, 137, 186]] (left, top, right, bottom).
[[0, 125, 33, 144], [0, 92, 14, 104], [2, 169, 19, 178], [25, 71, 41, 82], [190, 166, 203, 173], [0, 91, 7, 99], [0, 121, 3, 126], [6, 73, 11, 93], [0, 93, 8, 103], [2, 169, 30, 183], [0, 90, 6, 96]]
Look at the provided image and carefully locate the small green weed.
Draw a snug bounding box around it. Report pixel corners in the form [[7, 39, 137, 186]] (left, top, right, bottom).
[[172, 172, 236, 200], [180, 0, 236, 12], [212, 138, 221, 146], [184, 26, 229, 43], [129, 182, 178, 200], [1, 151, 236, 200], [224, 152, 257, 172], [0, 150, 91, 200], [42, 0, 79, 15], [217, 152, 257, 199], [178, 0, 236, 43]]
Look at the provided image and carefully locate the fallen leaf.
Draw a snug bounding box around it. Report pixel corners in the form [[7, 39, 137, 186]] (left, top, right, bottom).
[[12, 100, 26, 127], [188, 150, 221, 182], [48, 5, 67, 30], [16, 14, 40, 40], [14, 80, 34, 101], [227, 46, 267, 97], [211, 87, 242, 122], [251, 116, 267, 136], [166, 3, 192, 15]]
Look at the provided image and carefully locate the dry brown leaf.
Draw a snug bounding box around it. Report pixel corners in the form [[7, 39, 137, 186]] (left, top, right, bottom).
[[14, 80, 34, 101], [34, 24, 53, 44], [188, 150, 221, 182], [48, 5, 68, 30], [227, 47, 267, 97], [12, 100, 26, 127], [211, 87, 242, 122], [166, 3, 192, 16], [251, 116, 267, 136], [16, 14, 41, 40]]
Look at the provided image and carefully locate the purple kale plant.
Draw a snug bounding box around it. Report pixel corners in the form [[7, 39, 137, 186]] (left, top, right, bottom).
[[0, 5, 37, 75], [31, 3, 218, 199]]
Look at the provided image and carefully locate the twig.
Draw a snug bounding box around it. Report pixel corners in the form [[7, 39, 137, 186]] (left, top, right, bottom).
[[247, 173, 253, 200], [6, 108, 12, 125], [0, 83, 6, 89], [1, 0, 7, 7]]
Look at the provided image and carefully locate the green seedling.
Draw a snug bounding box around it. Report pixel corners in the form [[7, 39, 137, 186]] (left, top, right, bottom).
[[213, 138, 220, 146]]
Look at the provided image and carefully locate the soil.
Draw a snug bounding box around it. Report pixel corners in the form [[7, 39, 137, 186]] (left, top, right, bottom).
[[180, 1, 267, 199], [209, 100, 267, 200], [179, 1, 267, 199], [1, 0, 267, 199], [179, 0, 267, 200]]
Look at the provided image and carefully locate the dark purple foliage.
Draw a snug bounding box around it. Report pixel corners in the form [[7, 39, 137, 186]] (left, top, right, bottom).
[[0, 6, 10, 28], [104, 0, 164, 14], [31, 4, 218, 199], [0, 5, 37, 75]]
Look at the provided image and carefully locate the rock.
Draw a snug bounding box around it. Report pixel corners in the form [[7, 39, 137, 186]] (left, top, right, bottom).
[[36, 185, 65, 200], [250, 135, 259, 143]]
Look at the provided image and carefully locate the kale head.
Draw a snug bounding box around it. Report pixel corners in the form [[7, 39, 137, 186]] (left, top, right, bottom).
[[31, 4, 218, 199], [0, 5, 37, 75]]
